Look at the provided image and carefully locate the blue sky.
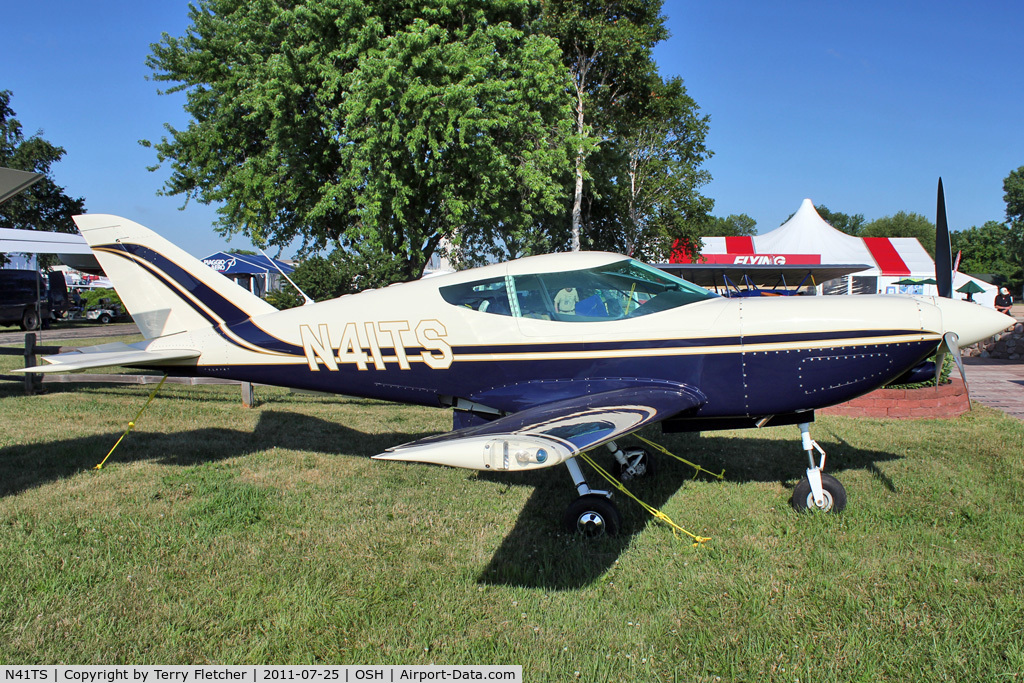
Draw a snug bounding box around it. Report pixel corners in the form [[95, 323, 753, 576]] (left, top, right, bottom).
[[3, 0, 1022, 258]]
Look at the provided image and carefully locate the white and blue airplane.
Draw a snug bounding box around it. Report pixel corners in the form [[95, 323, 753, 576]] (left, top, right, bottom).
[[20, 208, 1013, 535]]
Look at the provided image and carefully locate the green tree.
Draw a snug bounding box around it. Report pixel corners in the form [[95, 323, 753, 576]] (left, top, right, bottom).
[[950, 221, 1018, 285], [1002, 166, 1024, 291], [1004, 166, 1024, 226], [614, 77, 712, 260], [541, 0, 674, 251], [580, 76, 712, 261], [145, 0, 575, 282], [0, 90, 86, 235], [267, 244, 407, 309], [780, 204, 864, 235], [861, 211, 936, 258], [703, 213, 757, 237]]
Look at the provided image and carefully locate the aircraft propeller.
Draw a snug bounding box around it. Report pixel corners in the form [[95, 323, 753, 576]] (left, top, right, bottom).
[[932, 178, 969, 398], [935, 177, 953, 299]]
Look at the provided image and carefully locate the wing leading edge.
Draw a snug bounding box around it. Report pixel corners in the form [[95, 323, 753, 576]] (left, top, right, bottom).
[[374, 385, 706, 471]]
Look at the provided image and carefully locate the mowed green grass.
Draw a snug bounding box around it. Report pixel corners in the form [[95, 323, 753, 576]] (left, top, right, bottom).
[[1, 336, 1023, 680]]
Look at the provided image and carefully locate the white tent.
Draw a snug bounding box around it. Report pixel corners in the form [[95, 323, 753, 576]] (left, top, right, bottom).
[[690, 199, 998, 306], [757, 199, 876, 266]]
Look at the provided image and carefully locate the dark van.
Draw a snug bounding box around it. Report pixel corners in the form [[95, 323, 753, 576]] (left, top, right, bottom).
[[0, 269, 53, 330]]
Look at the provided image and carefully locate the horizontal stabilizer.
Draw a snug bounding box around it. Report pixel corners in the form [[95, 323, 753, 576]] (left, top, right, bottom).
[[16, 342, 200, 374], [374, 385, 705, 471]]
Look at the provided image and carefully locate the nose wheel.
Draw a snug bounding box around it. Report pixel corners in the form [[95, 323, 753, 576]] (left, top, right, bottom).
[[792, 472, 847, 512], [790, 422, 847, 513]]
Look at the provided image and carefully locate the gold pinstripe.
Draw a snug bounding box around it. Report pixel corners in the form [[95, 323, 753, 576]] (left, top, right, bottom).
[[94, 245, 296, 357], [187, 332, 940, 367]]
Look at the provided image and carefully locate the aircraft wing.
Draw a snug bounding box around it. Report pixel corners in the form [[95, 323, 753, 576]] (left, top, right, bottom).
[[374, 385, 706, 471], [16, 342, 200, 373]]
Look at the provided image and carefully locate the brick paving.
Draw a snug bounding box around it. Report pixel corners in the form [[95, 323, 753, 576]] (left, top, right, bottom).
[[963, 357, 1024, 421]]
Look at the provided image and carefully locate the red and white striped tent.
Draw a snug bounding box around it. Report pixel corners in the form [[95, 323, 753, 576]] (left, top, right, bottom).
[[671, 199, 998, 306]]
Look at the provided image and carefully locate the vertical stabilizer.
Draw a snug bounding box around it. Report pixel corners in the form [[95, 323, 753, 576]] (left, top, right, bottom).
[[73, 214, 277, 339]]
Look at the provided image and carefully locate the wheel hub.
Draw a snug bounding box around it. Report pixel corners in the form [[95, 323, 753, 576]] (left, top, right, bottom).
[[805, 490, 834, 511], [575, 512, 607, 536]]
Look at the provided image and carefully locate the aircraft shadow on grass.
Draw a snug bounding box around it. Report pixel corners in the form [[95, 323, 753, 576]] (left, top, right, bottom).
[[0, 403, 433, 499], [474, 430, 903, 590], [1, 391, 900, 590]]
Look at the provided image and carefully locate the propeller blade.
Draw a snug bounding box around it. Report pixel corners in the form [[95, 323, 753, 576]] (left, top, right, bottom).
[[939, 331, 971, 409], [935, 178, 953, 298]]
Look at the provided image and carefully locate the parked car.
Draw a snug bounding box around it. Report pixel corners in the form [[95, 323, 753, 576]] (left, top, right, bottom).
[[85, 297, 123, 324], [0, 269, 52, 330]]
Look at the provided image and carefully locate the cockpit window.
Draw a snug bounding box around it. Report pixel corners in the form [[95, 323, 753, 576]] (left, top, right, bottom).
[[439, 259, 717, 321], [438, 276, 511, 315]]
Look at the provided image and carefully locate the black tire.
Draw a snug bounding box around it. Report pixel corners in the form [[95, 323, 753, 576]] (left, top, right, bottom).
[[98, 313, 112, 324], [792, 473, 847, 513], [612, 447, 656, 482], [563, 494, 622, 537], [20, 309, 39, 331]]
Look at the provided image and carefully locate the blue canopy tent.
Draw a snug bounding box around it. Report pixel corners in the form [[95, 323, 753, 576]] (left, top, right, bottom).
[[201, 251, 295, 297]]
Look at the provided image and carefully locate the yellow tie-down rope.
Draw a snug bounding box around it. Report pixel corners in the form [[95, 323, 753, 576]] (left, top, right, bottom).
[[94, 374, 168, 470], [578, 451, 711, 546], [632, 434, 726, 481]]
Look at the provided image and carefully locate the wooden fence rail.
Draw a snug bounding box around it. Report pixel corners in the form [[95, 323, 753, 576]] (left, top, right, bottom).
[[0, 333, 255, 406]]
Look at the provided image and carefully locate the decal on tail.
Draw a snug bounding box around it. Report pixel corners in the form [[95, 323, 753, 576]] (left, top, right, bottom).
[[73, 214, 277, 339]]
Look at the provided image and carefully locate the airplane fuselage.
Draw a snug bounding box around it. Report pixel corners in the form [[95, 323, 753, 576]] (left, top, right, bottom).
[[26, 219, 1015, 521], [145, 253, 949, 425]]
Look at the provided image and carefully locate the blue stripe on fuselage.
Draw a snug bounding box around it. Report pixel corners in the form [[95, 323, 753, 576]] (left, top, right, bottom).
[[173, 336, 938, 418]]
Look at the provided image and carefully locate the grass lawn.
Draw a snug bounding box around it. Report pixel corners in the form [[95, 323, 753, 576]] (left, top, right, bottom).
[[1, 335, 1023, 680]]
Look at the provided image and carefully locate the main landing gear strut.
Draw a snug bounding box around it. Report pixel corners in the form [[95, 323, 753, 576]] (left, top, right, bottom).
[[561, 425, 846, 536], [561, 441, 654, 536], [791, 422, 847, 513]]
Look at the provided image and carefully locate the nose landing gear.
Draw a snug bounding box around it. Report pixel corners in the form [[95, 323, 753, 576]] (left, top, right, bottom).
[[791, 422, 847, 513]]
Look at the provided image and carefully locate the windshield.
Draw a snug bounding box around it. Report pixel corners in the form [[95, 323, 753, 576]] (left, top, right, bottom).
[[440, 259, 717, 321]]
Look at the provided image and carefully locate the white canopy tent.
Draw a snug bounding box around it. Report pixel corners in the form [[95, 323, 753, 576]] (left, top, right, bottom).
[[691, 199, 999, 306]]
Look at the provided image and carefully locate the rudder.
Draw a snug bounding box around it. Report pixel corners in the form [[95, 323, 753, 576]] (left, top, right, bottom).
[[73, 214, 278, 339]]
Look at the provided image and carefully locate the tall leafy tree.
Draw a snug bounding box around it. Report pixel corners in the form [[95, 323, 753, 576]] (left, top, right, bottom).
[[0, 90, 86, 234], [784, 204, 865, 236], [145, 0, 576, 282], [583, 76, 712, 260], [1002, 166, 1024, 292], [1004, 166, 1024, 226], [951, 221, 1018, 285], [541, 0, 673, 251]]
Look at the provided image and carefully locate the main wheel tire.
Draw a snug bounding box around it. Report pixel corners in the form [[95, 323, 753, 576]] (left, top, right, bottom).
[[563, 494, 622, 537], [20, 309, 39, 331], [612, 447, 656, 482], [792, 473, 847, 513]]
